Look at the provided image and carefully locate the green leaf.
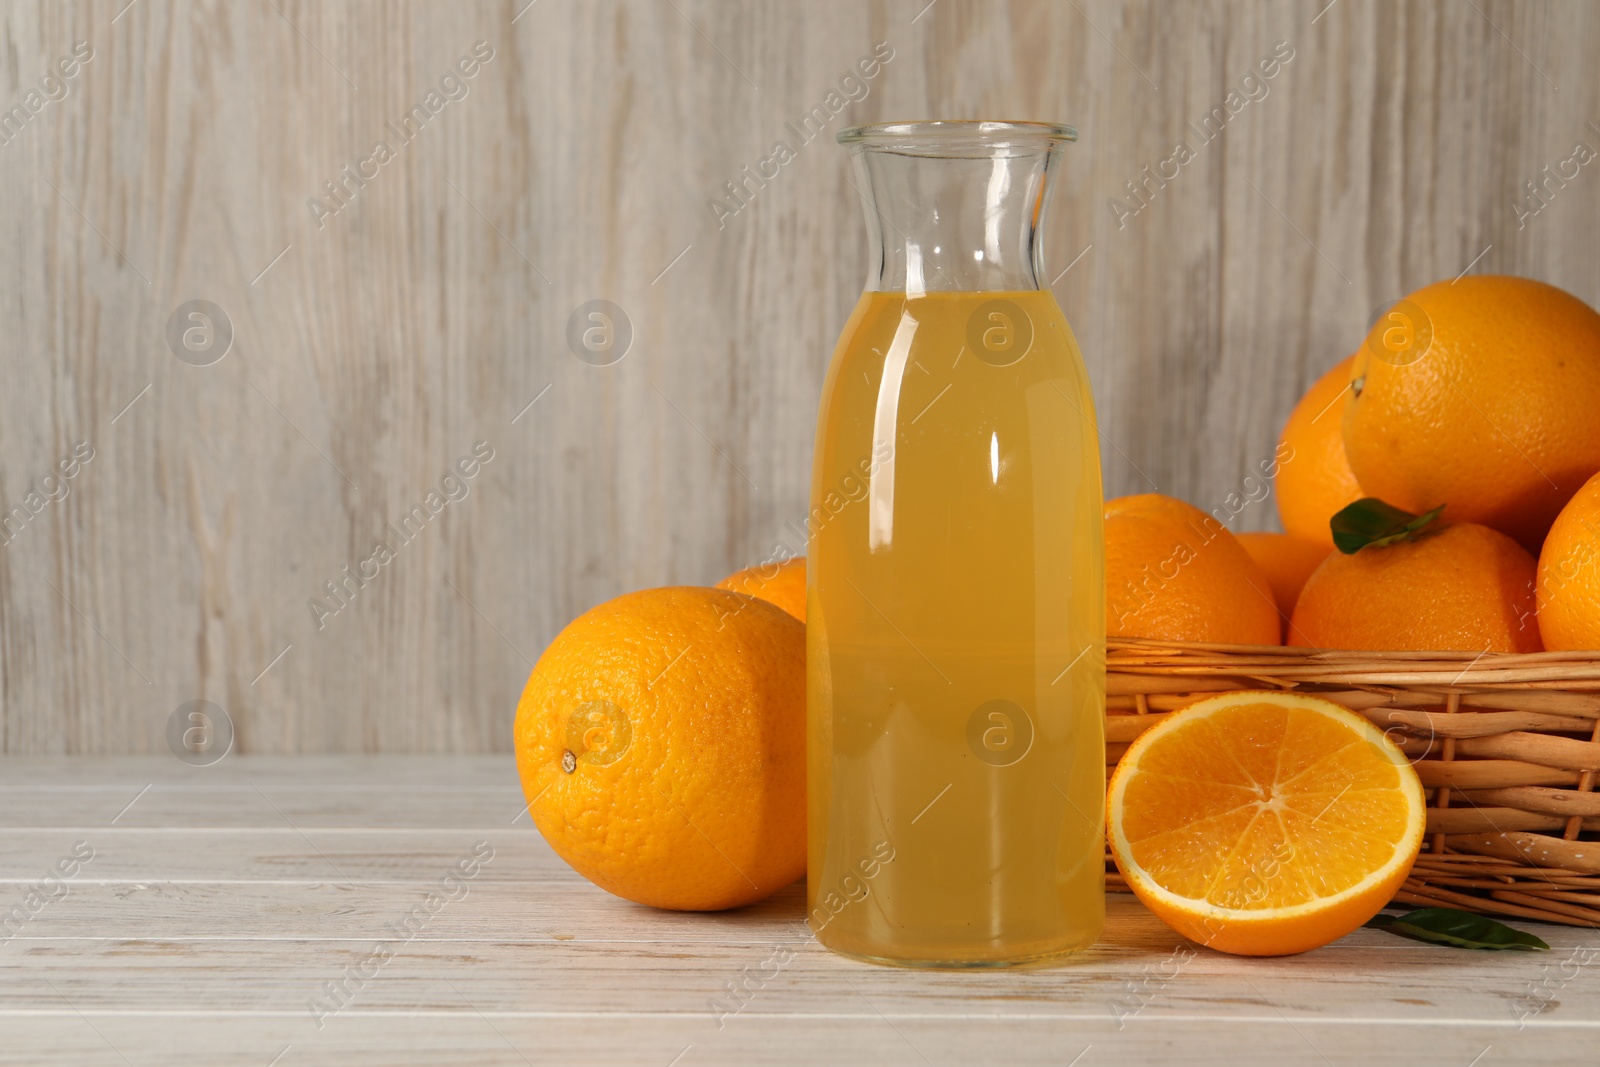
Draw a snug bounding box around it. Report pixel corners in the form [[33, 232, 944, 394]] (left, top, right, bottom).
[[1365, 908, 1549, 951], [1330, 498, 1446, 555]]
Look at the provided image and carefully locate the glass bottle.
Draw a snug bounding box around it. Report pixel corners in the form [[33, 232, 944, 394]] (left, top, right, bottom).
[[807, 121, 1105, 967]]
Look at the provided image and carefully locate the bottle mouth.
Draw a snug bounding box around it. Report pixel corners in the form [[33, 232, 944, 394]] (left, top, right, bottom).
[[836, 120, 1077, 157]]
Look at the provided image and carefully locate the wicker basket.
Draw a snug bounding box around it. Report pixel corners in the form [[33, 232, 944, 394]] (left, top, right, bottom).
[[1104, 637, 1600, 927]]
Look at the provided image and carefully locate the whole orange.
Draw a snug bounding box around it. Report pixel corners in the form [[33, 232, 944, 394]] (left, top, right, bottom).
[[1275, 356, 1364, 548], [1342, 277, 1600, 550], [513, 586, 806, 911], [1537, 471, 1600, 651], [1106, 494, 1281, 645], [717, 557, 806, 622], [1289, 521, 1542, 652], [1235, 532, 1330, 633]]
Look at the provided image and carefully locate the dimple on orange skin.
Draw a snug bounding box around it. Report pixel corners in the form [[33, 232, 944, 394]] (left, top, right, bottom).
[[1105, 494, 1281, 646], [513, 586, 806, 911], [717, 557, 806, 622], [1276, 356, 1364, 549], [1342, 276, 1600, 552], [1108, 691, 1427, 957], [1538, 471, 1600, 651], [1289, 521, 1542, 653]]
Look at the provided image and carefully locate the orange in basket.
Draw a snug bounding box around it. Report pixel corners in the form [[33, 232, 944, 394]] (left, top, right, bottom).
[[1235, 532, 1329, 631], [1288, 506, 1541, 653], [1275, 355, 1364, 549], [717, 557, 806, 622], [1105, 494, 1280, 645], [1537, 472, 1600, 651], [1342, 276, 1600, 551], [1108, 690, 1426, 956]]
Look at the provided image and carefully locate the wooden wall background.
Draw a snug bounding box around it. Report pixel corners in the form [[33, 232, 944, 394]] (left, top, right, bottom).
[[1, 0, 1596, 754]]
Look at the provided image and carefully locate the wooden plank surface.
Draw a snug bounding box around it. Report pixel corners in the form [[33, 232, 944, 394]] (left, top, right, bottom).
[[2, 1, 1598, 754], [1, 756, 1596, 1065]]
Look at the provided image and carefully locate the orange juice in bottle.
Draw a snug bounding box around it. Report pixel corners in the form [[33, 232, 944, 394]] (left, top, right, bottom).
[[808, 122, 1104, 966]]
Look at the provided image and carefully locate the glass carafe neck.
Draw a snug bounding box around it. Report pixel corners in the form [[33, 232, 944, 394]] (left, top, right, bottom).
[[839, 121, 1075, 294]]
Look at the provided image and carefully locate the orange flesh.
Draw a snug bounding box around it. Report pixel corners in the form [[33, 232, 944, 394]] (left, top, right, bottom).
[[1118, 699, 1420, 914]]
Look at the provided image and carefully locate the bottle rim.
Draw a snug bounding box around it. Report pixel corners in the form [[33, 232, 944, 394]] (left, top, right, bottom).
[[836, 120, 1077, 152]]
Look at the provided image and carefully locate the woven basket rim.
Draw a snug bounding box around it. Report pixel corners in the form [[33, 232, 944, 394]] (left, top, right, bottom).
[[1107, 637, 1600, 688]]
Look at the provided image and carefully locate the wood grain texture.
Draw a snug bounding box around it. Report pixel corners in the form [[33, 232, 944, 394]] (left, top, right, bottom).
[[0, 2, 1596, 753], [1, 756, 1595, 1065]]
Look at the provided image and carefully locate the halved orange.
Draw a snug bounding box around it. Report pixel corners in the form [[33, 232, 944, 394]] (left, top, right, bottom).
[[1108, 690, 1426, 956]]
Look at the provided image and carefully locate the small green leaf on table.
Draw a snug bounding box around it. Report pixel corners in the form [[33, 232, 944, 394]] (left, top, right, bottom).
[[1365, 907, 1549, 951]]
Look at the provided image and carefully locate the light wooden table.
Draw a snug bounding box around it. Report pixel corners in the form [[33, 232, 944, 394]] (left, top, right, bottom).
[[2, 757, 1594, 1066]]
